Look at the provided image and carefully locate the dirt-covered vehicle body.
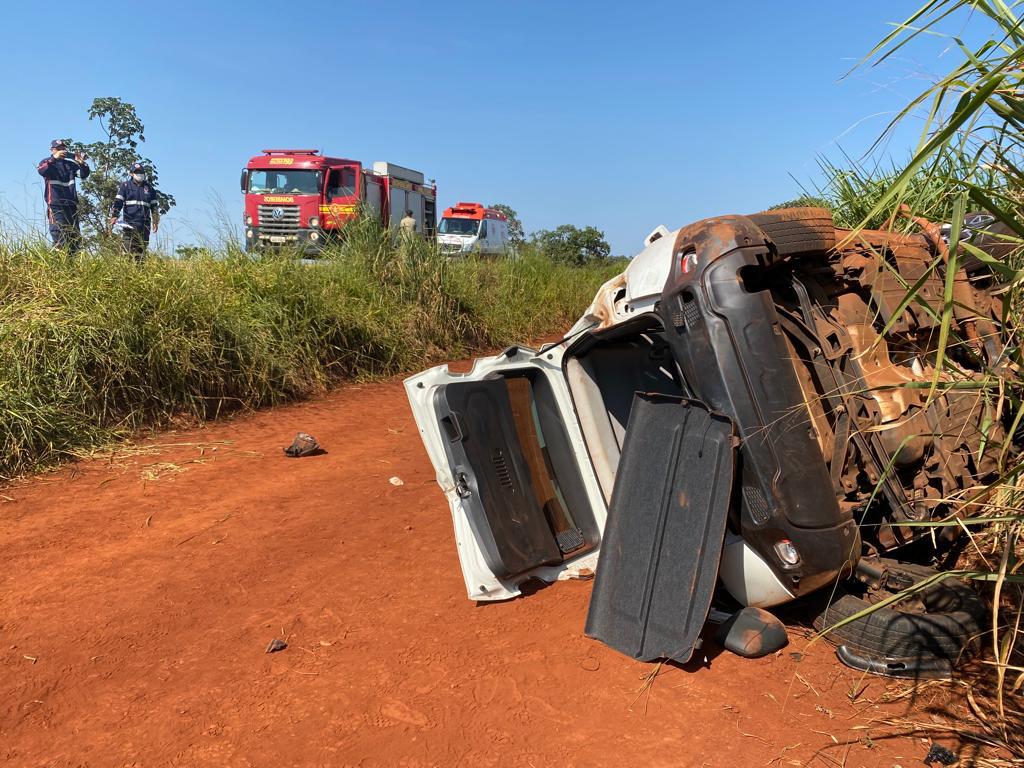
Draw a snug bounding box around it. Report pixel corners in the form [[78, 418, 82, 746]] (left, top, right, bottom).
[[645, 209, 1005, 556], [406, 208, 1006, 663]]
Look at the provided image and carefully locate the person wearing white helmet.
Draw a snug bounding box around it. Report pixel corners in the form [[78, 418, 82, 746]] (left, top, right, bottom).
[[109, 162, 160, 260]]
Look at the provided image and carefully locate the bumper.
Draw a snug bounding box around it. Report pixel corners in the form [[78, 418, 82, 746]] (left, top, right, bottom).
[[656, 215, 860, 596], [439, 243, 472, 256], [246, 225, 327, 254]]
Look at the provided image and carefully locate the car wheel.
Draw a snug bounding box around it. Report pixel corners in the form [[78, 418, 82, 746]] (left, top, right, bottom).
[[748, 207, 836, 258], [812, 559, 987, 662]]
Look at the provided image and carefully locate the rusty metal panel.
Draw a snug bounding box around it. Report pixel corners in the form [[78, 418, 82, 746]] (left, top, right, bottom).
[[868, 250, 944, 332]]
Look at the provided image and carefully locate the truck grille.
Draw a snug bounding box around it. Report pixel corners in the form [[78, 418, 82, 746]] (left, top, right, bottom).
[[257, 204, 300, 236]]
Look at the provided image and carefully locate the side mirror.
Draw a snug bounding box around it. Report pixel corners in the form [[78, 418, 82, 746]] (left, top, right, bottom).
[[240, 170, 247, 193]]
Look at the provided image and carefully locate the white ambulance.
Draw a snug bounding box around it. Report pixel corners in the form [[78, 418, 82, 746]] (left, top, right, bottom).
[[436, 202, 510, 256]]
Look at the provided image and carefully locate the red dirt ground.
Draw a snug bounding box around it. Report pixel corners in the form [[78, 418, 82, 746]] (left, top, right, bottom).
[[1, 378, 964, 767]]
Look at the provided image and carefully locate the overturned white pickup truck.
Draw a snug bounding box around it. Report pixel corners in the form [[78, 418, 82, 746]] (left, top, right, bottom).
[[406, 209, 998, 671]]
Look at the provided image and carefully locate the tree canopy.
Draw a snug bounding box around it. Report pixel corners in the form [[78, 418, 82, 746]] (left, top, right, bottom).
[[531, 224, 611, 265], [65, 97, 175, 235]]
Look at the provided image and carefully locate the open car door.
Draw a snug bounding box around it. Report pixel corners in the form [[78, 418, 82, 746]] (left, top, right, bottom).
[[405, 346, 607, 601], [406, 342, 738, 666]]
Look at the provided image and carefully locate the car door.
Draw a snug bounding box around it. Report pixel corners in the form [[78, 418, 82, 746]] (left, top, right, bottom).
[[477, 220, 489, 253], [495, 220, 507, 254], [405, 335, 739, 666], [405, 345, 607, 601]]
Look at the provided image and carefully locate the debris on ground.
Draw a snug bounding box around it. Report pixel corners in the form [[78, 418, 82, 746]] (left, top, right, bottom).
[[715, 607, 788, 658], [283, 433, 320, 458], [566, 567, 594, 581], [265, 639, 288, 653], [389, 476, 404, 486], [923, 743, 957, 766]]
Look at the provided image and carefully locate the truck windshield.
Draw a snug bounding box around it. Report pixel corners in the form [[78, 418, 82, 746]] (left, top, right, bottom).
[[248, 170, 322, 195], [439, 217, 481, 236]]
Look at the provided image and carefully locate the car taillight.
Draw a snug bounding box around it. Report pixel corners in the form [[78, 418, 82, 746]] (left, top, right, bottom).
[[774, 539, 800, 565]]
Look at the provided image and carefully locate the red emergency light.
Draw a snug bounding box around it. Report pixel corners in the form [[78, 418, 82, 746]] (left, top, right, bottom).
[[444, 202, 508, 221]]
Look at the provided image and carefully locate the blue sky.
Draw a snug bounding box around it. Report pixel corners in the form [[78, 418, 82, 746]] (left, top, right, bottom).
[[0, 1, 958, 254]]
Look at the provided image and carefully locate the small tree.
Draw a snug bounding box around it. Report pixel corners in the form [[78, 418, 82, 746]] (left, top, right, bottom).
[[489, 203, 524, 245], [65, 97, 175, 236], [531, 224, 611, 266]]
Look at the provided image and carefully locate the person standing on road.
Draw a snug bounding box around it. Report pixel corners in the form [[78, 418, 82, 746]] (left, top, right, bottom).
[[37, 139, 90, 253], [108, 163, 159, 261]]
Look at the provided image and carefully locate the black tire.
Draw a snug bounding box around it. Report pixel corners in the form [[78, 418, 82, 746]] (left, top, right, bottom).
[[748, 207, 836, 257], [812, 560, 987, 662]]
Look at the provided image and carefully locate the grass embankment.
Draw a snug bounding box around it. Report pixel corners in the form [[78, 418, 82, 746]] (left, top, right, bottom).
[[0, 228, 622, 479], [782, 3, 1024, 756]]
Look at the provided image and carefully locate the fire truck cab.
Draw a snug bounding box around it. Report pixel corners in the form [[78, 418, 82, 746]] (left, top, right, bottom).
[[437, 202, 510, 256], [241, 149, 437, 253]]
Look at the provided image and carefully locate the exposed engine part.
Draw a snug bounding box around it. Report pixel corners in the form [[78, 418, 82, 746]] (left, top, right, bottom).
[[763, 213, 1011, 551]]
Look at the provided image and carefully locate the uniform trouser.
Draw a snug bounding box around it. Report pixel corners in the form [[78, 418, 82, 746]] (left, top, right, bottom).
[[121, 226, 150, 262], [48, 204, 81, 253]]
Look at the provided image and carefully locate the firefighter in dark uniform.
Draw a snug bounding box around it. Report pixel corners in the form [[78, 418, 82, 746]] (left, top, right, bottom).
[[36, 139, 90, 253], [108, 163, 160, 260]]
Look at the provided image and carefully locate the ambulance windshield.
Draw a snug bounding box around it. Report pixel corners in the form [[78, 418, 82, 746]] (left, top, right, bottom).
[[439, 217, 481, 236], [248, 170, 322, 195]]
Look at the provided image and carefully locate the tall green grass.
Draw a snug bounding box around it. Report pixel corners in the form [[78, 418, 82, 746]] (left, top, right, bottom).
[[0, 222, 621, 479], [805, 3, 1024, 758], [776, 153, 1006, 229]]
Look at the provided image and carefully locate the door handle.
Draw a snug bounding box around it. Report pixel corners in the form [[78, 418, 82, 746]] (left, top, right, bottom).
[[441, 412, 465, 442]]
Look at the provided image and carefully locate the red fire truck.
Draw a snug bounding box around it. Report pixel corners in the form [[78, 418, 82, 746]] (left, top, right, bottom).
[[240, 149, 437, 253]]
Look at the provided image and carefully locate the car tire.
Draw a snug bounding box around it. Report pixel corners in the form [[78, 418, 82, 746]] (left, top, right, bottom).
[[748, 207, 836, 257], [812, 559, 987, 662]]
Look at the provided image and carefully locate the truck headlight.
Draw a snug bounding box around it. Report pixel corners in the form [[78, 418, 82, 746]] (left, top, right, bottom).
[[246, 229, 253, 239], [245, 215, 253, 225], [309, 216, 320, 228], [310, 231, 319, 242]]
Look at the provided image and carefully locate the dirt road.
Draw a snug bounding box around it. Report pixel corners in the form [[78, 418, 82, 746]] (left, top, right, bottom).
[[1, 378, 955, 767]]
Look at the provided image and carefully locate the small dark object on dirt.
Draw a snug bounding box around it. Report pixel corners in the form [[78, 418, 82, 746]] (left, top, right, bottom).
[[265, 638, 287, 653], [715, 607, 788, 658], [923, 743, 957, 765], [283, 433, 320, 458]]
